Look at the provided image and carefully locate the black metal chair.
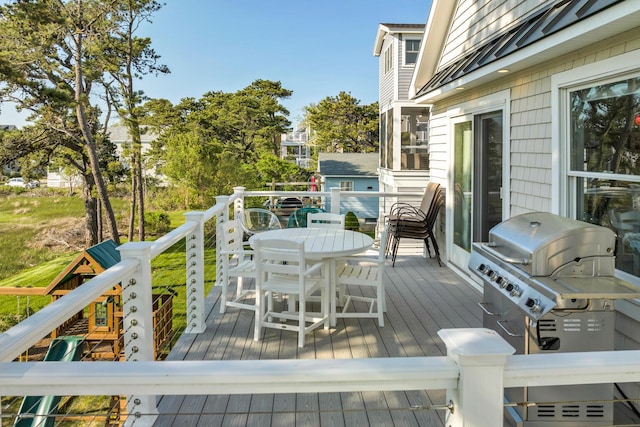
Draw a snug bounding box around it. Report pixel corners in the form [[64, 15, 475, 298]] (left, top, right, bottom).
[[387, 183, 444, 267]]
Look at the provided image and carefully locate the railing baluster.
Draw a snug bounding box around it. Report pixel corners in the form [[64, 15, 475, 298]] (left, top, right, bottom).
[[184, 211, 207, 334]]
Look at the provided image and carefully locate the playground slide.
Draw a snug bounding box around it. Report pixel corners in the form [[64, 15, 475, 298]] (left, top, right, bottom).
[[14, 336, 84, 427]]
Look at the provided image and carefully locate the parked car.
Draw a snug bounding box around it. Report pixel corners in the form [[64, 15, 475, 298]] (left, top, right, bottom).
[[5, 178, 40, 189], [6, 177, 25, 187], [25, 180, 40, 189]]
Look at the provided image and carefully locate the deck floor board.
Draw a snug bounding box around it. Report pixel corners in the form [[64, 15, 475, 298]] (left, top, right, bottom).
[[153, 254, 638, 426]]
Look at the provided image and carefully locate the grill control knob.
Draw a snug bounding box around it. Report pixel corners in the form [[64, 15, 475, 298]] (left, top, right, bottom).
[[487, 270, 498, 281], [505, 283, 514, 292], [477, 264, 487, 272], [496, 277, 509, 289], [509, 285, 522, 297], [525, 298, 542, 313]]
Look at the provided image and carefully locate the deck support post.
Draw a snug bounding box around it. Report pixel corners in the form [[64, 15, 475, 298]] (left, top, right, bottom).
[[330, 187, 341, 214], [214, 196, 230, 294], [438, 328, 515, 427], [117, 241, 159, 427], [233, 186, 245, 218], [185, 211, 207, 334]]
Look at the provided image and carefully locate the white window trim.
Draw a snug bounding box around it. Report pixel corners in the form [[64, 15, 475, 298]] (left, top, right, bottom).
[[551, 50, 640, 217], [403, 38, 421, 67], [444, 89, 511, 264]]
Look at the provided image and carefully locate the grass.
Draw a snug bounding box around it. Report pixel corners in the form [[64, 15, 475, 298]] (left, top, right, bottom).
[[0, 189, 217, 335]]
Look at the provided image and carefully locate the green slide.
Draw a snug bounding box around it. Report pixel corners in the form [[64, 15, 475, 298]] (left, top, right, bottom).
[[14, 336, 84, 427]]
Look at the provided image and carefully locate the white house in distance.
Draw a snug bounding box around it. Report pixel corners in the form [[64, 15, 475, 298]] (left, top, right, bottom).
[[405, 0, 640, 405], [280, 124, 312, 168], [373, 23, 427, 194], [47, 125, 164, 188]]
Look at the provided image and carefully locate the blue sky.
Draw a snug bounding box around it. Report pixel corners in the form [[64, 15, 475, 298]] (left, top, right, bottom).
[[0, 0, 431, 127]]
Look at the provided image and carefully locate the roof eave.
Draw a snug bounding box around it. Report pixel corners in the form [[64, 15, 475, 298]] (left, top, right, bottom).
[[409, 0, 457, 99], [414, 1, 640, 104]]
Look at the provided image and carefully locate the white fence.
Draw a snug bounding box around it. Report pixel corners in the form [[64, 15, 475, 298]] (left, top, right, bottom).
[[1, 187, 640, 426]]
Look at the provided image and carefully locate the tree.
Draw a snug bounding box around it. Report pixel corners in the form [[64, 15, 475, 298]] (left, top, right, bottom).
[[0, 0, 120, 245], [304, 92, 379, 153], [100, 0, 169, 242]]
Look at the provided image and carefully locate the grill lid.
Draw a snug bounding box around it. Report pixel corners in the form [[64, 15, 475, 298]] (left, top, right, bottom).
[[487, 212, 615, 276]]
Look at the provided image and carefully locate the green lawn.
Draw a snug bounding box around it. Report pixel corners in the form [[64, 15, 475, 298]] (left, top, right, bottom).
[[0, 188, 217, 336]]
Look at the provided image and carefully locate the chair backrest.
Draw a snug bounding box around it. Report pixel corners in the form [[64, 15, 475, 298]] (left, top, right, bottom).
[[426, 188, 445, 231], [419, 181, 441, 214], [218, 219, 245, 252], [241, 208, 282, 235], [307, 212, 345, 229], [254, 239, 306, 286], [286, 207, 325, 228]]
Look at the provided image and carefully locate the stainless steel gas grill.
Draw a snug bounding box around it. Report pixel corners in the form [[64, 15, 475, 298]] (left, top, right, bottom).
[[469, 212, 640, 426]]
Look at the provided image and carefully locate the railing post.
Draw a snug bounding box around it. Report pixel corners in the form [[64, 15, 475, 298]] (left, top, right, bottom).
[[184, 211, 206, 334], [215, 196, 230, 291], [330, 187, 341, 214], [438, 328, 515, 427], [233, 186, 245, 218], [117, 242, 159, 427]]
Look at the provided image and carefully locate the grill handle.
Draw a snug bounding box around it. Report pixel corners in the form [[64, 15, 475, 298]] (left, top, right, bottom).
[[496, 320, 524, 337], [477, 302, 500, 316], [482, 243, 530, 265]]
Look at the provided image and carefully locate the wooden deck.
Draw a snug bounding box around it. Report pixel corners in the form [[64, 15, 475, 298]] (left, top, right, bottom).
[[151, 254, 640, 426], [153, 254, 480, 427]]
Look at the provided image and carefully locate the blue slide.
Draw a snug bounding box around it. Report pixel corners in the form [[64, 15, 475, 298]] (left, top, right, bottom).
[[14, 336, 84, 427]]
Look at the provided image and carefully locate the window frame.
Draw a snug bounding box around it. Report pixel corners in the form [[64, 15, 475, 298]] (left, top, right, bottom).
[[403, 39, 420, 66], [552, 50, 640, 284]]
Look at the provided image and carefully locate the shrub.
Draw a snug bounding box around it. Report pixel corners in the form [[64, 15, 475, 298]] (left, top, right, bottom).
[[145, 211, 171, 235], [344, 211, 360, 231]]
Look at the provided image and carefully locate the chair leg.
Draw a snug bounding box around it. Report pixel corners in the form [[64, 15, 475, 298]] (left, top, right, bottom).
[[429, 231, 443, 267], [254, 288, 263, 341], [391, 235, 400, 267], [220, 269, 228, 314], [298, 297, 305, 348]]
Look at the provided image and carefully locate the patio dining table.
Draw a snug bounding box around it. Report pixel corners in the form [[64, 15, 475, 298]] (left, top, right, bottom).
[[248, 228, 374, 326]]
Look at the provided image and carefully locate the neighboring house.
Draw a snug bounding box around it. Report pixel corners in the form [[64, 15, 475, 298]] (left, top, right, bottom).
[[47, 125, 165, 188], [407, 0, 640, 397], [373, 23, 427, 194], [107, 125, 166, 185], [281, 124, 313, 168], [318, 153, 379, 227]]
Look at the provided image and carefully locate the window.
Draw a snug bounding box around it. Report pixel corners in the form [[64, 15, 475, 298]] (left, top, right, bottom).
[[340, 181, 354, 191], [565, 76, 640, 275], [400, 108, 429, 171], [384, 45, 393, 74], [404, 39, 420, 65]]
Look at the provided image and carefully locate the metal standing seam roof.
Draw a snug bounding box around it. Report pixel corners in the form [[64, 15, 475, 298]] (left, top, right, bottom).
[[415, 0, 624, 98]]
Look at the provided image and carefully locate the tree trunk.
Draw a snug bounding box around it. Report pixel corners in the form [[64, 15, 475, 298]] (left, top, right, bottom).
[[73, 31, 120, 245], [128, 167, 136, 241], [82, 176, 99, 246]]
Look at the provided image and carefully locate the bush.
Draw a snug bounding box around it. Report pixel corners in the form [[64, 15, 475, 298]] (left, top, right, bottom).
[[344, 211, 360, 231], [145, 211, 171, 235]]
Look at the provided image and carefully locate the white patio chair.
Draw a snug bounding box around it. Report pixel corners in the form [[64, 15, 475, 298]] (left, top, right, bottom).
[[335, 228, 388, 326], [307, 212, 345, 229], [218, 219, 256, 314], [253, 238, 329, 348]]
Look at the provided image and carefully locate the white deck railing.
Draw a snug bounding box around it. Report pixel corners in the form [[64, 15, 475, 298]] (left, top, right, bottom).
[[1, 187, 640, 427]]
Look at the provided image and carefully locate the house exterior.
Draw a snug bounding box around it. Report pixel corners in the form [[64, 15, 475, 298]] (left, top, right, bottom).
[[373, 23, 428, 195], [280, 124, 313, 168], [318, 152, 379, 226], [408, 0, 640, 400]]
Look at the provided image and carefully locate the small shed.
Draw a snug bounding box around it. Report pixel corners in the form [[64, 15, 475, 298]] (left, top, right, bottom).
[[318, 153, 379, 224]]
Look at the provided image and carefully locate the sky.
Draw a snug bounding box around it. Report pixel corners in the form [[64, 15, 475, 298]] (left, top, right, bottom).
[[0, 0, 432, 128]]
